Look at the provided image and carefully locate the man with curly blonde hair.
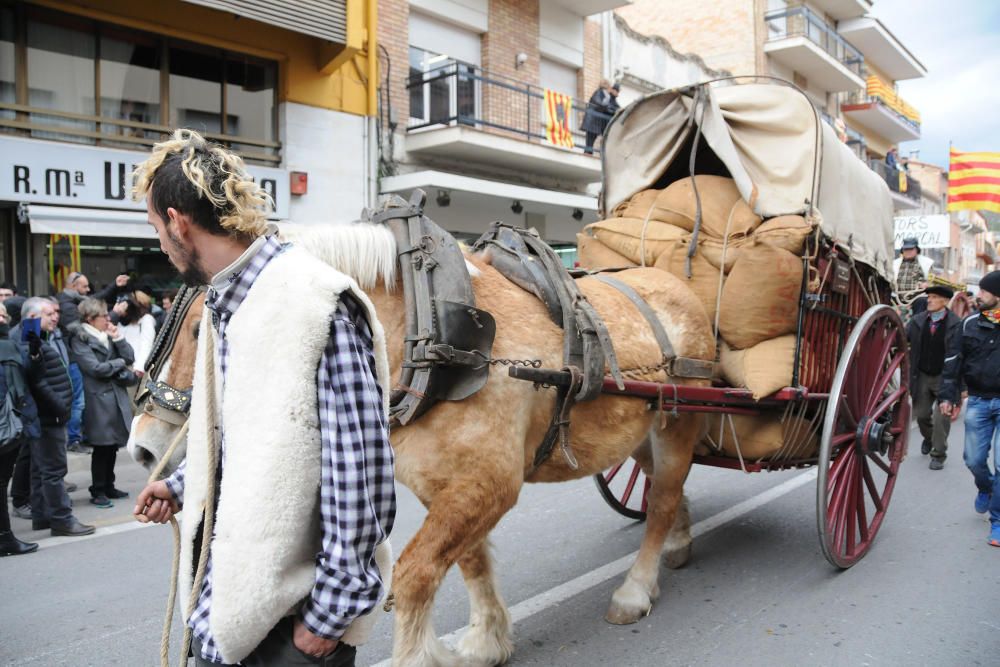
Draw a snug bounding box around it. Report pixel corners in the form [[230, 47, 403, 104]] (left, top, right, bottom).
[[132, 130, 395, 666]]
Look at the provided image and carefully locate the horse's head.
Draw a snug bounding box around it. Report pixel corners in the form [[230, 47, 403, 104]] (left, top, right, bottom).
[[127, 290, 205, 476]]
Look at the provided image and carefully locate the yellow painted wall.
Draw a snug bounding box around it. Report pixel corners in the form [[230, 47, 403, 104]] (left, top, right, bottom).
[[31, 0, 373, 115]]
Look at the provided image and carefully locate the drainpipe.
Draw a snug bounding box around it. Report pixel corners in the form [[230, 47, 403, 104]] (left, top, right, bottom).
[[367, 0, 379, 209]]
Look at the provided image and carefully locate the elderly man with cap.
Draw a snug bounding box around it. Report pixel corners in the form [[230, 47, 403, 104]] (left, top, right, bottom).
[[907, 283, 962, 470], [940, 270, 1000, 547], [894, 237, 934, 317]]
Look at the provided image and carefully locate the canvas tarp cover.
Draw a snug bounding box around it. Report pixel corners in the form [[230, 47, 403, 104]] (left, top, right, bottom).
[[601, 82, 895, 281]]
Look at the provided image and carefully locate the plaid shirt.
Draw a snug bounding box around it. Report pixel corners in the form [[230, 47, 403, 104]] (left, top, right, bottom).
[[896, 258, 925, 292], [165, 234, 395, 663]]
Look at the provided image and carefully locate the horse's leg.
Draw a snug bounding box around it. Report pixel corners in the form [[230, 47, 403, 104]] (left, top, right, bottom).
[[606, 415, 699, 624], [662, 493, 692, 569], [392, 479, 519, 667], [454, 539, 513, 665], [633, 437, 692, 568]]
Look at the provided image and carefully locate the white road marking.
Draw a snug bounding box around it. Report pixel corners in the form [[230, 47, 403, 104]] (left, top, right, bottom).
[[35, 516, 153, 550], [370, 468, 817, 666]]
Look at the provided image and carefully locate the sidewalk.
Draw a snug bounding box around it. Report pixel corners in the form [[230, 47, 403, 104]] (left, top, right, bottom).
[[9, 449, 155, 544]]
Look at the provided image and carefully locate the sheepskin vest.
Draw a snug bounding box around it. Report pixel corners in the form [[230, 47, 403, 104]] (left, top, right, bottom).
[[178, 246, 393, 664]]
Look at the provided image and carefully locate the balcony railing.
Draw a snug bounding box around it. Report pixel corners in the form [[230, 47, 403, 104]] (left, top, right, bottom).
[[764, 6, 865, 78], [0, 103, 281, 165], [870, 159, 921, 202], [846, 75, 921, 132], [406, 60, 612, 154]]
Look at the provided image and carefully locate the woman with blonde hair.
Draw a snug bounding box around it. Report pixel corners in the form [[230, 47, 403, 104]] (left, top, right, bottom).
[[71, 298, 138, 507]]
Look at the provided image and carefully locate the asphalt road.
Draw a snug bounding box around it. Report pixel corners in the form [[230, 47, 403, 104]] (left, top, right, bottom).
[[2, 420, 996, 667]]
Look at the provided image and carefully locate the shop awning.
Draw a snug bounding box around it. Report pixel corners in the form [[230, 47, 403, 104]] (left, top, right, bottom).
[[20, 205, 156, 239]]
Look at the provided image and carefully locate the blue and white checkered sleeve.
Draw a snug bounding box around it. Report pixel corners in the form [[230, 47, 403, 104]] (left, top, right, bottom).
[[301, 298, 396, 640], [164, 458, 186, 506]]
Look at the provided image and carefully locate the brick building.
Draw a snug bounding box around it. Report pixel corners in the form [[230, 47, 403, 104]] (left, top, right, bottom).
[[376, 0, 630, 262]]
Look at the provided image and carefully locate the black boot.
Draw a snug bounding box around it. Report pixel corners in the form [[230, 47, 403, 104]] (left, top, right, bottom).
[[0, 530, 39, 556]]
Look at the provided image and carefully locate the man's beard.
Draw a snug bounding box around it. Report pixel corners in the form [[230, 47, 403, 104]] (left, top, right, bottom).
[[166, 228, 211, 286], [976, 295, 999, 311]]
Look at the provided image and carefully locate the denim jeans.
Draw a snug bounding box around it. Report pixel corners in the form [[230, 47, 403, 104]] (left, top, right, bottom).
[[963, 395, 1000, 526], [67, 362, 85, 444]]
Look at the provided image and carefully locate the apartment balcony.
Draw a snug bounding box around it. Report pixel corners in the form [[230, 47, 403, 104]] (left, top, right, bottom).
[[842, 76, 921, 143], [810, 0, 872, 21], [837, 16, 928, 81], [869, 160, 922, 211], [764, 6, 866, 93], [405, 61, 605, 183], [548, 0, 632, 15]]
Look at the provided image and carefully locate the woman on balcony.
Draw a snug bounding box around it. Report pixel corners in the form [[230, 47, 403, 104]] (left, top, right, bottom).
[[582, 80, 619, 155]]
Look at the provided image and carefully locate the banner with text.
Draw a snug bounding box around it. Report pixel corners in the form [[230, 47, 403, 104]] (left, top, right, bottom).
[[893, 214, 950, 249], [0, 135, 288, 218]]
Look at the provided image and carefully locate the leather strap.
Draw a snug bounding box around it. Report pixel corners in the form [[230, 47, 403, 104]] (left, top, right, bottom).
[[592, 274, 714, 380]]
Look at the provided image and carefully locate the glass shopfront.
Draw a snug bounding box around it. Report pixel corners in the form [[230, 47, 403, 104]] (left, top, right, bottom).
[[0, 2, 285, 297]]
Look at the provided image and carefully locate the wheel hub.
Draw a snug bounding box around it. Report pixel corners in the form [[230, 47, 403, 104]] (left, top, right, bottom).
[[856, 416, 892, 456]]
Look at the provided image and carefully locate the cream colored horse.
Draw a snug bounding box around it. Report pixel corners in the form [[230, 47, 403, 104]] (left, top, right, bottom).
[[128, 222, 713, 667]]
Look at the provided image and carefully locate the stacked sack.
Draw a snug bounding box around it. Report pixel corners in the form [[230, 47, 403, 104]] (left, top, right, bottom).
[[577, 176, 817, 461]]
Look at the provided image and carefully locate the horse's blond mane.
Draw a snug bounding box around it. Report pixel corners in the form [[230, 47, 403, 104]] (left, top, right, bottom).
[[278, 222, 397, 290]]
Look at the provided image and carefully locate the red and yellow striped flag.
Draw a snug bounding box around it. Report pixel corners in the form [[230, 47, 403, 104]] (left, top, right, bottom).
[[544, 89, 574, 149], [948, 148, 1000, 213]]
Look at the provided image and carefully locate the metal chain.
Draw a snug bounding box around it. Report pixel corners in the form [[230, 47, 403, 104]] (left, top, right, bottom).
[[469, 349, 543, 368]]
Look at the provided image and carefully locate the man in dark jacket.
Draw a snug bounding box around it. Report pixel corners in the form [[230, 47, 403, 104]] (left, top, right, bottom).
[[940, 270, 1000, 547], [907, 285, 962, 470], [13, 297, 93, 536]]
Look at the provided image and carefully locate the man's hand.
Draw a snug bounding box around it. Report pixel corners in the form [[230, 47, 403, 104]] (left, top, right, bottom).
[[115, 274, 130, 288], [112, 301, 128, 316], [134, 480, 180, 524], [939, 401, 953, 417], [948, 399, 963, 422], [292, 618, 339, 659]]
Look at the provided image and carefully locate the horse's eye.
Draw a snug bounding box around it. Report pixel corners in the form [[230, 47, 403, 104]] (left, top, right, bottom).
[[191, 319, 201, 340]]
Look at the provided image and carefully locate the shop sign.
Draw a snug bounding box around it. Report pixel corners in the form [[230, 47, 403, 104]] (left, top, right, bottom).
[[893, 214, 950, 249], [0, 135, 288, 218]]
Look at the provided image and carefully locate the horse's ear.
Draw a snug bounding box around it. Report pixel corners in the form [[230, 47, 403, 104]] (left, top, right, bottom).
[[191, 319, 201, 340]]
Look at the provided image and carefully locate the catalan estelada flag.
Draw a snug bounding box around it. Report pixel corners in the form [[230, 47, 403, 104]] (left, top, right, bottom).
[[544, 89, 574, 149], [948, 148, 1000, 213]]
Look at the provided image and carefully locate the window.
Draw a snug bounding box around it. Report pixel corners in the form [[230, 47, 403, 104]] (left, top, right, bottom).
[[0, 7, 14, 121], [100, 28, 162, 144], [26, 12, 96, 143], [408, 11, 480, 127], [0, 5, 279, 164]]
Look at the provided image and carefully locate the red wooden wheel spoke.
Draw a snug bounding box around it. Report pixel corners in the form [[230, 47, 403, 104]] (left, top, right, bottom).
[[866, 351, 905, 413], [855, 464, 869, 543], [830, 456, 856, 552], [620, 462, 642, 507], [827, 445, 854, 489], [867, 451, 892, 474], [868, 386, 907, 423], [861, 458, 883, 513], [831, 432, 855, 448], [862, 330, 896, 410], [604, 462, 623, 484], [838, 396, 858, 429]]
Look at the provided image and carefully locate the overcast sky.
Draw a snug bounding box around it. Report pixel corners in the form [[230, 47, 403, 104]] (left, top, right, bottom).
[[874, 0, 1000, 168]]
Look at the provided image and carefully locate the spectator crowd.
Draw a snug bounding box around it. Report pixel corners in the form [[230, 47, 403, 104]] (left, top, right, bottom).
[[0, 273, 178, 557]]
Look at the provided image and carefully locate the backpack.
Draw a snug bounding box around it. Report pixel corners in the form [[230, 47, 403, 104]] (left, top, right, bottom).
[[0, 360, 26, 456]]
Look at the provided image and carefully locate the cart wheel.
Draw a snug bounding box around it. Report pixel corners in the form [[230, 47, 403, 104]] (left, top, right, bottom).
[[817, 305, 910, 568], [594, 457, 650, 521]]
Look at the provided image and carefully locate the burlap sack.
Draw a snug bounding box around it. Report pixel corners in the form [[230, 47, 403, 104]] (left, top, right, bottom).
[[718, 245, 802, 349], [654, 243, 725, 324], [719, 335, 799, 399], [752, 215, 814, 255], [587, 218, 688, 266], [698, 236, 750, 274], [575, 234, 637, 269], [703, 413, 819, 460], [654, 176, 762, 238]]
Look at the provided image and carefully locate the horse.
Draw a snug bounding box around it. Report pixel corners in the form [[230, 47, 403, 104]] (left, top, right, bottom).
[[128, 220, 715, 667]]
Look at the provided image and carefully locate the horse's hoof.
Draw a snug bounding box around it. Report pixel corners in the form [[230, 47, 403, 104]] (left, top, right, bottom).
[[605, 578, 653, 625], [663, 542, 692, 569], [456, 625, 514, 666]]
